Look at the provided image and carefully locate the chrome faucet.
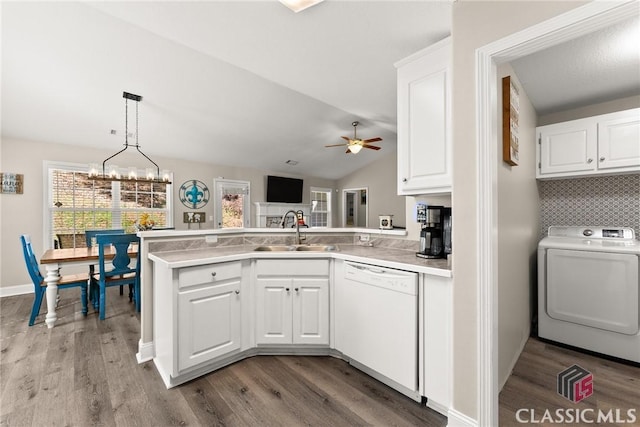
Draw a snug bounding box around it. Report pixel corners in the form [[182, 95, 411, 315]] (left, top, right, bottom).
[[281, 210, 306, 245]]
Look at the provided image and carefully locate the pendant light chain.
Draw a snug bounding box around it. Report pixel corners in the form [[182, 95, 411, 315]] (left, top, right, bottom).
[[136, 97, 139, 147], [125, 97, 129, 146]]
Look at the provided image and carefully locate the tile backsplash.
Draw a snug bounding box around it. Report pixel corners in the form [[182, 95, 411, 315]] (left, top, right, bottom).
[[538, 174, 640, 240]]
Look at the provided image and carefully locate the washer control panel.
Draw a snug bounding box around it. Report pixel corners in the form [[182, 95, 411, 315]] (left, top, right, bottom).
[[549, 226, 636, 240], [601, 229, 626, 238]]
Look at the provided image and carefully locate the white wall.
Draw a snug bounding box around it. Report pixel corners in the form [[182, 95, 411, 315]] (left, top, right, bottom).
[[0, 137, 336, 288], [496, 66, 539, 389], [538, 94, 640, 125], [336, 152, 406, 229], [451, 0, 584, 419]]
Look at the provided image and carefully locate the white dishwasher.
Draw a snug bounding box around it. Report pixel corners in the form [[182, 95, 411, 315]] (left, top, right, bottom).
[[335, 261, 419, 399]]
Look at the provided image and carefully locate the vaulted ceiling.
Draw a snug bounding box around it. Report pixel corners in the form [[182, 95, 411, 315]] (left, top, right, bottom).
[[2, 2, 637, 180], [1, 1, 451, 180]]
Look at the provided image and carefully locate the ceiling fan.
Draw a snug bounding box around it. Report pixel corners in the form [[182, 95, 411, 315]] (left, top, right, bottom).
[[325, 121, 383, 154]]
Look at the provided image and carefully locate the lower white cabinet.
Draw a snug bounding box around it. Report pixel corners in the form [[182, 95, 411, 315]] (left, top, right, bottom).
[[255, 259, 329, 346], [177, 280, 241, 371], [422, 274, 452, 414], [153, 260, 246, 384]]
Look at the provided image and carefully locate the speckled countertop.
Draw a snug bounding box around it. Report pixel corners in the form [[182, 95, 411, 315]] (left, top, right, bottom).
[[149, 244, 451, 278]]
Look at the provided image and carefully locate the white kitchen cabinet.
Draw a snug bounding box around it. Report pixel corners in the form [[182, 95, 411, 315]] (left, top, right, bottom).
[[395, 37, 451, 195], [153, 260, 246, 384], [537, 108, 640, 179], [177, 280, 241, 371], [422, 274, 452, 415], [598, 110, 640, 170], [255, 259, 329, 346]]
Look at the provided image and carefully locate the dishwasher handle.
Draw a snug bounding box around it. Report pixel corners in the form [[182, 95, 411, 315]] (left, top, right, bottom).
[[349, 263, 387, 275]]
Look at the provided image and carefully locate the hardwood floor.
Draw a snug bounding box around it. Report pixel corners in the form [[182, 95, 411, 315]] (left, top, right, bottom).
[[500, 338, 640, 426], [0, 290, 446, 426], [3, 290, 638, 426]]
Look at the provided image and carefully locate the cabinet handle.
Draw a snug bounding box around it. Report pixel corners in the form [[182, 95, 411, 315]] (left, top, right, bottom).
[[402, 178, 408, 182], [600, 157, 605, 162], [294, 287, 299, 292], [235, 290, 240, 295], [211, 272, 217, 277], [587, 158, 593, 164], [286, 287, 290, 292]]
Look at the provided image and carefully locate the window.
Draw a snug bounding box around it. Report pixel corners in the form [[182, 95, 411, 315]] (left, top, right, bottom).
[[214, 179, 250, 228], [45, 161, 172, 249], [310, 187, 332, 228]]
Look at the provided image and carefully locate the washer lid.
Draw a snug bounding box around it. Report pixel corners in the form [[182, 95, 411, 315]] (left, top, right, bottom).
[[540, 226, 640, 254]]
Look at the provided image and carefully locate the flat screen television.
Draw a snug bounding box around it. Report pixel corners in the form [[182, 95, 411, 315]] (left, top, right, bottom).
[[266, 175, 303, 203]]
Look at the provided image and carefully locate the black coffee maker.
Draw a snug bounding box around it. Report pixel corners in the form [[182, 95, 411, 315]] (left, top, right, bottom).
[[416, 205, 451, 259]]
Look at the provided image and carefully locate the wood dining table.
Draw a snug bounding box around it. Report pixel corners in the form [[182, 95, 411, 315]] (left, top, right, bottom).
[[40, 245, 137, 328]]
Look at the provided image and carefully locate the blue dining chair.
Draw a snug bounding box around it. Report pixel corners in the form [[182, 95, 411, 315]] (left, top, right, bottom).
[[95, 233, 140, 320], [85, 229, 125, 306], [20, 234, 88, 326]]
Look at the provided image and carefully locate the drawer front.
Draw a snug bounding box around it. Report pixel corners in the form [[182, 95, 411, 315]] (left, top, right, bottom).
[[255, 259, 329, 276], [179, 262, 242, 289]]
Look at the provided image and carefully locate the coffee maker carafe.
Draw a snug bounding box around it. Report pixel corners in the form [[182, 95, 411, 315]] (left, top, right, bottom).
[[416, 205, 450, 259]]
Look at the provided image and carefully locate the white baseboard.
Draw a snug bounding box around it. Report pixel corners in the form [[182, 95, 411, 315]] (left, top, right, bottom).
[[447, 408, 478, 427], [0, 284, 33, 298], [136, 339, 154, 363]]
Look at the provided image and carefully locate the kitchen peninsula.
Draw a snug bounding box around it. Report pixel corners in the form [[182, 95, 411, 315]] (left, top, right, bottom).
[[139, 227, 453, 415]]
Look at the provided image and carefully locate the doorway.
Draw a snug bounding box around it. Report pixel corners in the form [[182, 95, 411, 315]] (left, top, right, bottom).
[[214, 178, 251, 229], [342, 187, 368, 227], [475, 3, 638, 425]]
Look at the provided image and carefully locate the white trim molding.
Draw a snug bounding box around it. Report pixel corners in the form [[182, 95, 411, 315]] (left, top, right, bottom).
[[0, 284, 33, 298], [448, 408, 478, 427], [136, 339, 155, 363], [475, 2, 639, 426]]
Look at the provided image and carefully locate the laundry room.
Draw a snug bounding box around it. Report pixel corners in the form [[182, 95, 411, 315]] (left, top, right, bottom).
[[493, 12, 640, 403]]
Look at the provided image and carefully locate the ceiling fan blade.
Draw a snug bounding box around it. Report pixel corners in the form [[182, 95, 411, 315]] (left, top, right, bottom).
[[363, 145, 381, 150], [363, 137, 383, 143], [341, 136, 351, 141], [325, 143, 347, 148]]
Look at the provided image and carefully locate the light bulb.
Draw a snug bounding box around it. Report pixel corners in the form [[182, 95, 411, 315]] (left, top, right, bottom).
[[349, 143, 363, 154]]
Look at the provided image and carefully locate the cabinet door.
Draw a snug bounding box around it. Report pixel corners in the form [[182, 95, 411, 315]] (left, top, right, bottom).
[[292, 278, 329, 345], [397, 39, 451, 195], [255, 278, 293, 344], [598, 110, 640, 170], [177, 280, 241, 371], [538, 118, 597, 176]]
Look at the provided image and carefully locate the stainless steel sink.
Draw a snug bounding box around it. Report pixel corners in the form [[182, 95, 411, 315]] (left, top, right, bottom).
[[253, 244, 338, 252], [253, 245, 296, 251], [294, 245, 339, 252]]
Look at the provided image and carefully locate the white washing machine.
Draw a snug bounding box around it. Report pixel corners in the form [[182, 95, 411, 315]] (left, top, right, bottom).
[[538, 226, 640, 363]]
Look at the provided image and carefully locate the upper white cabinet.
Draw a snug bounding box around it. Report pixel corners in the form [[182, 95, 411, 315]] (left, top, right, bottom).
[[395, 37, 451, 195], [537, 108, 640, 179], [598, 110, 640, 170]]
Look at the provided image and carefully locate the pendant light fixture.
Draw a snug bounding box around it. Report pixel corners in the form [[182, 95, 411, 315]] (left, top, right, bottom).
[[279, 0, 324, 13], [88, 92, 171, 184]]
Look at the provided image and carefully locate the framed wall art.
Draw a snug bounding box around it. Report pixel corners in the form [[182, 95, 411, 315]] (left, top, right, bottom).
[[502, 76, 520, 166], [1, 173, 24, 194]]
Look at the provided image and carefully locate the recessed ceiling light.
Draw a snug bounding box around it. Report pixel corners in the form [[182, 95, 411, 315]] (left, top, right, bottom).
[[279, 0, 324, 13], [286, 160, 299, 166]]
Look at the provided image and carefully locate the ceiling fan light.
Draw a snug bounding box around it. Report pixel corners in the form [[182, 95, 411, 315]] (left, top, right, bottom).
[[279, 0, 324, 13], [349, 143, 363, 154]]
